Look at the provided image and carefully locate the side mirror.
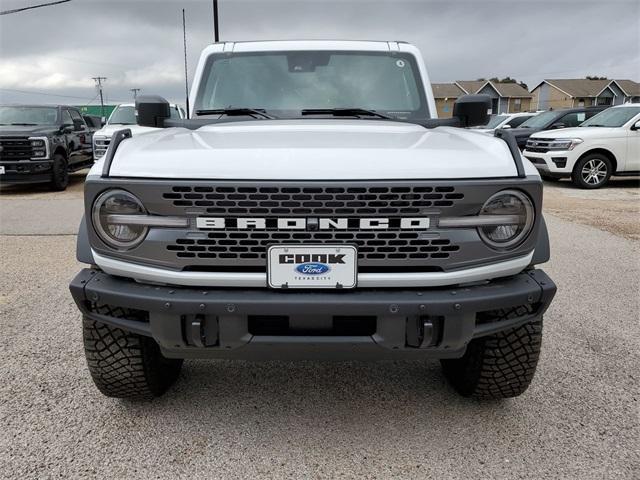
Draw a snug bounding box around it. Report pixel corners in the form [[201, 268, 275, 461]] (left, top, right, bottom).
[[60, 124, 73, 134], [136, 95, 171, 128], [632, 120, 640, 131], [550, 123, 565, 129], [501, 124, 512, 130], [453, 95, 491, 127]]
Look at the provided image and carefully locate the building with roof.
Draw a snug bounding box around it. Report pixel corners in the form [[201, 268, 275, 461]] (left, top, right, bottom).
[[530, 79, 640, 110], [431, 80, 533, 117], [431, 83, 465, 117]]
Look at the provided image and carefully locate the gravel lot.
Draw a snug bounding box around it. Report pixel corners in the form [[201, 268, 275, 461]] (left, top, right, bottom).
[[0, 175, 638, 479]]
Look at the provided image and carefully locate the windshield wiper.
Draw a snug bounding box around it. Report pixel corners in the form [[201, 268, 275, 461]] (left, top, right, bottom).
[[195, 108, 276, 119], [300, 108, 391, 119], [9, 122, 38, 126]]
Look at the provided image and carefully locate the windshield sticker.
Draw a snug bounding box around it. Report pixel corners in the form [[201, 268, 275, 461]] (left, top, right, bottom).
[[396, 59, 405, 68]]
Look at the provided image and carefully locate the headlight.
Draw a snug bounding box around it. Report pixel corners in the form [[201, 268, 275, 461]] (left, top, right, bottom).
[[541, 138, 583, 151], [92, 190, 148, 249], [28, 136, 49, 159], [478, 190, 534, 250]]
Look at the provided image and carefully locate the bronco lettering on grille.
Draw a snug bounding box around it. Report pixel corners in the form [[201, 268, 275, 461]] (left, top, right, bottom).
[[196, 217, 430, 230]]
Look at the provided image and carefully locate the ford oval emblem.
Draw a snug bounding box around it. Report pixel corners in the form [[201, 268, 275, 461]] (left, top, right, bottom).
[[296, 263, 330, 275]]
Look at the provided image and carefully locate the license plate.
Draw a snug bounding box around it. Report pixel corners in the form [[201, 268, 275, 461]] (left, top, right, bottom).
[[268, 244, 357, 289], [0, 166, 4, 174]]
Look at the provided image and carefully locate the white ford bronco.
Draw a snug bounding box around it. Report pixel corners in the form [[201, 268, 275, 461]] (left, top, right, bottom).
[[70, 41, 556, 400]]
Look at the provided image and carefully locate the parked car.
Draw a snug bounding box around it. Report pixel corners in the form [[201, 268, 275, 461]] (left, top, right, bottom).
[[92, 103, 186, 159], [523, 104, 640, 188], [470, 112, 536, 133], [508, 106, 609, 148], [0, 105, 94, 190], [70, 40, 556, 401], [82, 114, 104, 132]]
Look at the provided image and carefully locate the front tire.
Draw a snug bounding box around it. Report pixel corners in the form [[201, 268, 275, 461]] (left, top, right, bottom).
[[441, 307, 543, 399], [50, 153, 69, 191], [572, 154, 612, 189], [83, 317, 183, 400]]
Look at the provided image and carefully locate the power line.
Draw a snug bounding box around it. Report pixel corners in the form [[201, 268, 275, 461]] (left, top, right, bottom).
[[0, 87, 95, 101], [0, 0, 71, 15]]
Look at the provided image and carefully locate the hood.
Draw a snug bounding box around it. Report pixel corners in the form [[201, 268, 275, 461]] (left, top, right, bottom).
[[508, 127, 542, 138], [102, 120, 535, 180], [530, 126, 620, 140], [0, 124, 58, 135], [94, 124, 159, 138]]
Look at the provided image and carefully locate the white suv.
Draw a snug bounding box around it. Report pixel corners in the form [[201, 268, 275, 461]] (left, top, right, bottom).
[[92, 103, 186, 159], [524, 104, 640, 188]]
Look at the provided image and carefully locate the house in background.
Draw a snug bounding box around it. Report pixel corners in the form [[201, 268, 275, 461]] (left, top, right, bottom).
[[614, 80, 640, 103], [432, 80, 532, 117], [530, 79, 640, 110], [431, 83, 465, 117]]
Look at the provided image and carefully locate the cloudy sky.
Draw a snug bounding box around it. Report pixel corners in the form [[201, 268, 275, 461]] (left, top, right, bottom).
[[0, 0, 638, 107]]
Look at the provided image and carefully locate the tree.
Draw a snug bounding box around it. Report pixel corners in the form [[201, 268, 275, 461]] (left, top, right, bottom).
[[586, 75, 608, 80]]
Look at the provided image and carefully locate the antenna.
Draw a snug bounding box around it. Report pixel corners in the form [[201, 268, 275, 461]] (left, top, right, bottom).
[[182, 8, 190, 118], [213, 0, 219, 42]]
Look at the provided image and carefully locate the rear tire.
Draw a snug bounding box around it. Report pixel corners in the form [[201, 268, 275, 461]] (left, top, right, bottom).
[[50, 153, 69, 191], [572, 153, 612, 189], [441, 307, 543, 399], [82, 317, 183, 400]]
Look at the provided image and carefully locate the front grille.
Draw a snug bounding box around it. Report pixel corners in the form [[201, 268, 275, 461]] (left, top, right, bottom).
[[86, 179, 542, 273], [93, 136, 111, 159], [525, 139, 555, 153], [0, 137, 32, 161], [167, 231, 460, 262], [162, 185, 464, 217]]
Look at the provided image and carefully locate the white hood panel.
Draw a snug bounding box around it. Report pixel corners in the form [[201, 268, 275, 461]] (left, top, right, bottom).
[[108, 120, 529, 180], [95, 124, 159, 138]]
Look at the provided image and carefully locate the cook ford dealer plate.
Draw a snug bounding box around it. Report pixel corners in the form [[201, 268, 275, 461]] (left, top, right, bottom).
[[268, 244, 357, 289]]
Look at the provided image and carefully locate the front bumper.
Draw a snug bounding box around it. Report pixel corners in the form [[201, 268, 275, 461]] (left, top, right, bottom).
[[523, 150, 574, 177], [70, 268, 556, 360], [0, 160, 53, 184]]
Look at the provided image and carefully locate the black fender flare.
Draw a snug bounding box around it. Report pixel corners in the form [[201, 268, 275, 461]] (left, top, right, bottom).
[[76, 215, 95, 264], [530, 215, 550, 266]]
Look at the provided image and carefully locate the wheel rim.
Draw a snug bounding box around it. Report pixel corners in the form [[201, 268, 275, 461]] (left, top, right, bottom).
[[581, 159, 607, 185]]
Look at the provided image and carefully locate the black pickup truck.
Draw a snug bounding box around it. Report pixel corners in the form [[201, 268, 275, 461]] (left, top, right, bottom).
[[0, 105, 94, 190]]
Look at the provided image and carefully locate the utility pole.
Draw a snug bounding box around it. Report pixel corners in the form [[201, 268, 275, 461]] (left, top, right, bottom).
[[212, 0, 219, 42], [130, 88, 141, 99], [92, 77, 107, 119]]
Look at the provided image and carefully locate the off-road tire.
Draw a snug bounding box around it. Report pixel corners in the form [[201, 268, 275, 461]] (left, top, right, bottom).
[[83, 317, 183, 400], [50, 153, 69, 191], [571, 153, 612, 189], [441, 307, 543, 399]]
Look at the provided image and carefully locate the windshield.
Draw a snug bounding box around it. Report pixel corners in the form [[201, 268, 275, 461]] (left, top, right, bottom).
[[0, 106, 59, 125], [108, 105, 181, 125], [580, 107, 640, 127], [194, 51, 428, 119], [518, 111, 559, 128], [108, 106, 136, 125], [482, 115, 508, 128]]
